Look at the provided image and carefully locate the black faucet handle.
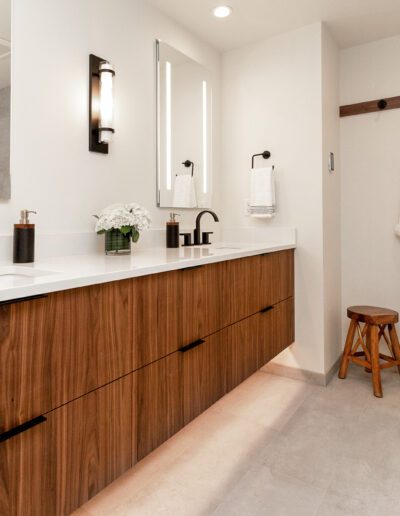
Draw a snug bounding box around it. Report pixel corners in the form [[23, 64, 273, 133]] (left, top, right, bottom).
[[180, 233, 192, 247], [202, 232, 214, 245]]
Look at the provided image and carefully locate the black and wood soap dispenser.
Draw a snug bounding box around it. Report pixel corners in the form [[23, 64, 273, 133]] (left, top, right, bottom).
[[166, 212, 180, 248], [13, 209, 37, 263]]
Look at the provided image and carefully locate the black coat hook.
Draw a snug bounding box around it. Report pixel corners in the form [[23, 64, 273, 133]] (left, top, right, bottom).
[[251, 151, 271, 169], [377, 99, 387, 110]]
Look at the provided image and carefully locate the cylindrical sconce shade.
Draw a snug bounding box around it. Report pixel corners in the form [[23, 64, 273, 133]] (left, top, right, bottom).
[[99, 61, 115, 144]]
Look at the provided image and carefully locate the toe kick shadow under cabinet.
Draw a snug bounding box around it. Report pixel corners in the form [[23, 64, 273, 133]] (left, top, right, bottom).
[[0, 249, 294, 515]]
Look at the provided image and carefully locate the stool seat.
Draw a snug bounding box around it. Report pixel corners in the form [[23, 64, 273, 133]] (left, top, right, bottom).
[[347, 305, 398, 325]]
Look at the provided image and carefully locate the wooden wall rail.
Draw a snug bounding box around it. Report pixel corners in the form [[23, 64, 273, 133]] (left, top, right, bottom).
[[340, 95, 400, 117]]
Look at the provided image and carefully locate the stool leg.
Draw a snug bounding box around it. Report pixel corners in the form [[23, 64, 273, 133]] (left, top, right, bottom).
[[365, 323, 372, 373], [388, 324, 400, 375], [339, 319, 357, 379], [370, 325, 383, 398]]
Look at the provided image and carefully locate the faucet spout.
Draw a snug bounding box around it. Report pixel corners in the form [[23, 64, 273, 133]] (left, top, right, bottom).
[[194, 210, 219, 245]]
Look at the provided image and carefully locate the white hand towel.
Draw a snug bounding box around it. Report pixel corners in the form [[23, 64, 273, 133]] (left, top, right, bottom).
[[172, 174, 197, 208], [249, 166, 276, 218]]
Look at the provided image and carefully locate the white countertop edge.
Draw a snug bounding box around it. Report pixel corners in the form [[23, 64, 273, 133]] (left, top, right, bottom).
[[0, 242, 296, 303]]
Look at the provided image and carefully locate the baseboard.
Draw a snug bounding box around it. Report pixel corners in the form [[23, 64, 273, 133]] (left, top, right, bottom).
[[262, 355, 342, 387], [324, 356, 342, 386]]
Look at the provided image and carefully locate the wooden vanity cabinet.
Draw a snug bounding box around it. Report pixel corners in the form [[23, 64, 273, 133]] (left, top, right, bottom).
[[0, 374, 135, 516], [0, 248, 295, 516]]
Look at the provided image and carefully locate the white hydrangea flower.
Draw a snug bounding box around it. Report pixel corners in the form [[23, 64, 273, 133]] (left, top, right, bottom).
[[95, 203, 151, 235]]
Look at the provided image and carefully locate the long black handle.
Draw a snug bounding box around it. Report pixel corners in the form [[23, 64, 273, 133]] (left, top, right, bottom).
[[260, 305, 274, 314], [0, 415, 47, 443], [181, 265, 204, 271], [179, 339, 206, 353], [0, 294, 48, 307]]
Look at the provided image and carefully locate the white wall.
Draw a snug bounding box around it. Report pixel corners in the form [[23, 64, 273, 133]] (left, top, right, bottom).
[[340, 36, 400, 332], [322, 27, 341, 372], [221, 23, 327, 374], [0, 0, 220, 238]]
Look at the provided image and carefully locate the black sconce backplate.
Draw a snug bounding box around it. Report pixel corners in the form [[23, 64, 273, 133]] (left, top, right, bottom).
[[89, 54, 108, 154]]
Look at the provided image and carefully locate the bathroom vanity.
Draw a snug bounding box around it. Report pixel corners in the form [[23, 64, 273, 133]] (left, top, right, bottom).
[[0, 245, 294, 515]]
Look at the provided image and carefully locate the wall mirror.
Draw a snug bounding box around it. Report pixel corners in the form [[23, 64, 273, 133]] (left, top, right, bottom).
[[0, 0, 11, 199], [156, 40, 212, 208]]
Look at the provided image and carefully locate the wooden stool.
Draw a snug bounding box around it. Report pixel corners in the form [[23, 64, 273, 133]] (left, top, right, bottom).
[[338, 306, 400, 397]]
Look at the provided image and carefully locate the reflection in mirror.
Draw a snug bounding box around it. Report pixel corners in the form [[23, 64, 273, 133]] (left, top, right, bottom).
[[0, 0, 11, 199], [156, 40, 212, 208]]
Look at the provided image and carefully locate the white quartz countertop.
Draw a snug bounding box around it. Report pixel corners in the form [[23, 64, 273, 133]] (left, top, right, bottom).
[[0, 242, 296, 303]]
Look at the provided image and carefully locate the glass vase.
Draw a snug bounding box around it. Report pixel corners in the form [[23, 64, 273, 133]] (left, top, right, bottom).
[[105, 229, 131, 255]]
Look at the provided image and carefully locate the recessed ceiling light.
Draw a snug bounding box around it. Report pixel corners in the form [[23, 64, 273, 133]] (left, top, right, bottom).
[[212, 5, 232, 18]]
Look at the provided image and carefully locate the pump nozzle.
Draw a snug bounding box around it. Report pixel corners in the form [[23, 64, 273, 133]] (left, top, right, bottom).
[[20, 210, 37, 224]]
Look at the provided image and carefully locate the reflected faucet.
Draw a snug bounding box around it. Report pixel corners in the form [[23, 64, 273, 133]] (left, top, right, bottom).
[[193, 210, 219, 245]]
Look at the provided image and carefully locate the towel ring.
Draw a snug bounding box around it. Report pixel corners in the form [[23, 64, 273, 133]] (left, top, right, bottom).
[[251, 151, 271, 169], [182, 160, 194, 177]]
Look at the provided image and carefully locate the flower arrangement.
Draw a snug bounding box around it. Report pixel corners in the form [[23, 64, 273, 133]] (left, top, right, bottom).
[[94, 203, 151, 254]]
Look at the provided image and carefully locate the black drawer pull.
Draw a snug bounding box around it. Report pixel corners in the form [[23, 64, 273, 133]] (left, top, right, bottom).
[[0, 415, 47, 443], [0, 294, 48, 307], [260, 305, 274, 314], [181, 265, 204, 271], [179, 339, 206, 353]]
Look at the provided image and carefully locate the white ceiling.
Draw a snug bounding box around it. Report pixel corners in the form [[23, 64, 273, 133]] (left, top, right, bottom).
[[147, 0, 400, 51]]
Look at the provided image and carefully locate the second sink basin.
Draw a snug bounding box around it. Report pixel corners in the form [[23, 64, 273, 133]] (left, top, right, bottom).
[[0, 266, 59, 288], [0, 266, 58, 278]]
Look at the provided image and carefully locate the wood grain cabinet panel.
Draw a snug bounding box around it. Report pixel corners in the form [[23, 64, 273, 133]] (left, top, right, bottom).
[[226, 315, 261, 391], [182, 334, 227, 426], [0, 279, 133, 434], [0, 374, 135, 516], [181, 263, 224, 345], [137, 353, 183, 460], [259, 249, 294, 309], [272, 296, 295, 358], [132, 270, 182, 367], [258, 297, 294, 367], [220, 255, 261, 327]]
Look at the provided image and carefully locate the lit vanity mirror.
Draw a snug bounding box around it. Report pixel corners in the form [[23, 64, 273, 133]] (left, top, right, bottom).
[[156, 40, 212, 208], [0, 0, 11, 199]]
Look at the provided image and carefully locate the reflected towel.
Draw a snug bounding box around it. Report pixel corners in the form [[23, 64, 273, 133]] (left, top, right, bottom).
[[249, 166, 275, 218], [173, 174, 197, 208]]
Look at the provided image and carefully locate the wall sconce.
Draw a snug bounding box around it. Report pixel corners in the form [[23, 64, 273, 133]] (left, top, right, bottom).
[[89, 54, 115, 154]]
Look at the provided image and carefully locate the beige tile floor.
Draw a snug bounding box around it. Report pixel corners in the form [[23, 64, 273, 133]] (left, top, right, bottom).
[[73, 366, 400, 516]]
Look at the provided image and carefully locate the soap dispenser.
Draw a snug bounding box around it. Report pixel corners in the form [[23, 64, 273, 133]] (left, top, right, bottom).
[[13, 210, 37, 263], [166, 212, 180, 248]]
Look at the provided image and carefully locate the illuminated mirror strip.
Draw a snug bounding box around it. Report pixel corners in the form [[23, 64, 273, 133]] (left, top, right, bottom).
[[166, 61, 172, 191], [202, 80, 208, 194]]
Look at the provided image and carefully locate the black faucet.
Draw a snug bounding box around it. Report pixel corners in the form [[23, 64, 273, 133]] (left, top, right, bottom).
[[193, 210, 219, 245]]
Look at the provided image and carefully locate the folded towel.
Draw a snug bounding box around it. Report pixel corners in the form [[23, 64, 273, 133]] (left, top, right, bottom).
[[173, 174, 197, 208], [249, 166, 275, 218]]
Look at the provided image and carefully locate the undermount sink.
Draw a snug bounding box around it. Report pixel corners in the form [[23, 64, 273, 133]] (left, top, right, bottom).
[[0, 266, 58, 284], [214, 245, 243, 250]]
